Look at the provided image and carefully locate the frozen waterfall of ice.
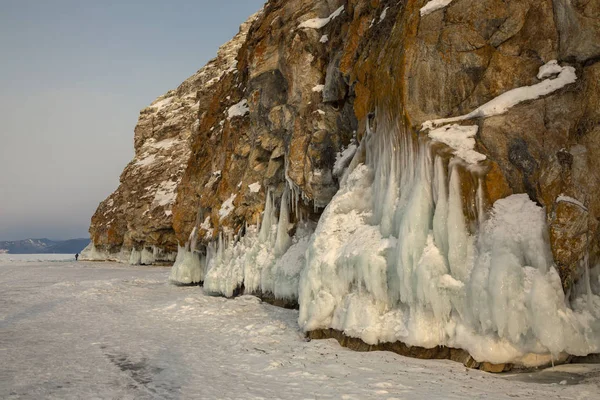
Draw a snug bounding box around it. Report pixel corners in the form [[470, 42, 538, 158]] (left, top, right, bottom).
[[203, 188, 313, 300], [169, 227, 206, 285], [296, 114, 600, 366]]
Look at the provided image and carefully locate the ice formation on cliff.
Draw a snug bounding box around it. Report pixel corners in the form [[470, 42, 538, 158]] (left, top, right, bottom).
[[164, 57, 598, 365], [202, 188, 314, 300], [169, 227, 205, 285], [296, 110, 600, 365], [80, 243, 176, 265]]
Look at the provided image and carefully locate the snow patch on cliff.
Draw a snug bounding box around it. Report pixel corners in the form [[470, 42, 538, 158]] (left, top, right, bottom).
[[298, 6, 344, 29], [420, 0, 454, 16], [153, 180, 178, 207], [135, 154, 158, 167], [227, 99, 249, 119], [557, 195, 588, 211], [249, 182, 261, 193], [219, 194, 237, 220], [379, 7, 389, 22], [150, 96, 174, 111], [422, 61, 577, 130], [537, 60, 564, 79], [427, 124, 486, 164]]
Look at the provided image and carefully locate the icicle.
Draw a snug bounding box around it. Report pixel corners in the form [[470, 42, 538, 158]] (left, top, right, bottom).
[[392, 141, 435, 305], [217, 232, 224, 262], [432, 156, 449, 261], [583, 249, 593, 313], [259, 189, 275, 243], [275, 187, 292, 257], [129, 248, 142, 265], [189, 226, 198, 253], [476, 177, 485, 227], [141, 248, 154, 265], [446, 163, 472, 282], [256, 209, 262, 234]]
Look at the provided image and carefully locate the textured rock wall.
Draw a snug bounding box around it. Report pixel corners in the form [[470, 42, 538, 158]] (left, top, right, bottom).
[[86, 13, 258, 258], [86, 0, 599, 292], [172, 0, 361, 246]]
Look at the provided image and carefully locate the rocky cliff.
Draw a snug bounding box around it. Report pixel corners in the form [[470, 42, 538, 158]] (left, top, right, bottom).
[[83, 0, 600, 369]]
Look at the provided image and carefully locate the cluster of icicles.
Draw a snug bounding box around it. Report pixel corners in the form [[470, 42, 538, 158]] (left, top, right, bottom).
[[169, 114, 600, 366], [81, 243, 176, 265]]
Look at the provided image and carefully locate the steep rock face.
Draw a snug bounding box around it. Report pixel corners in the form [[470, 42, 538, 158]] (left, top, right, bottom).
[[86, 0, 600, 367], [172, 0, 359, 245], [84, 14, 257, 260]]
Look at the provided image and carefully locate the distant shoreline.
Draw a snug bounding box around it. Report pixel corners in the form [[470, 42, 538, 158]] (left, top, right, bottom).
[[0, 238, 90, 254]]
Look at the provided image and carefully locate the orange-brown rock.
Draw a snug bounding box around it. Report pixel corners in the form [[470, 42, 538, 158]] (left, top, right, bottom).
[[86, 0, 599, 294]]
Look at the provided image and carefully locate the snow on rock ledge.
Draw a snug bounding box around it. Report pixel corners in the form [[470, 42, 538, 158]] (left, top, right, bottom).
[[422, 61, 577, 130], [298, 6, 344, 30], [420, 0, 454, 17], [427, 124, 486, 164]]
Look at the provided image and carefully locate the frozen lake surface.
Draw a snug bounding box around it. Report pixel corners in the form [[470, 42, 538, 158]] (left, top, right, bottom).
[[1, 257, 599, 399]]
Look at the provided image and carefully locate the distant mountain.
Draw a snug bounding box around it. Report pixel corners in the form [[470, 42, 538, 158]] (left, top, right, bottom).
[[0, 238, 90, 254], [44, 239, 90, 254], [0, 238, 56, 254]]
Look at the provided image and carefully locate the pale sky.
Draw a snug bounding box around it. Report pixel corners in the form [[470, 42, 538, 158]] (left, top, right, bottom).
[[0, 0, 265, 241]]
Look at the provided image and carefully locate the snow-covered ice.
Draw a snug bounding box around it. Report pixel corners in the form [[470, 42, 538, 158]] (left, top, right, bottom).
[[2, 257, 599, 399], [203, 188, 307, 299]]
